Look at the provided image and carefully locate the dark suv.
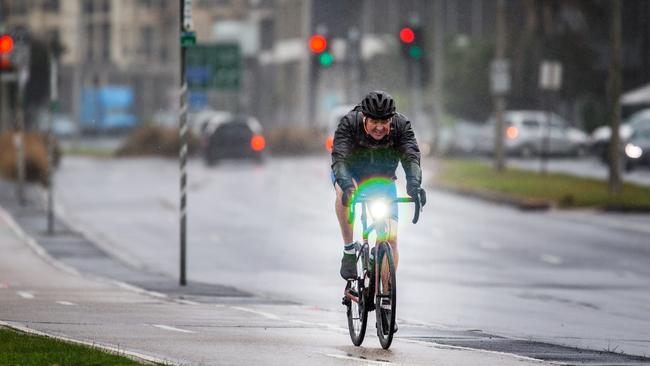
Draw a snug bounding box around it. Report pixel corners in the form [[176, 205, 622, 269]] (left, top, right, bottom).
[[203, 116, 266, 165]]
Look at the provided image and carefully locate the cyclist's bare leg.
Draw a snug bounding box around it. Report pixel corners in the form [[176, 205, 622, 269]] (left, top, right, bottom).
[[381, 220, 398, 293], [334, 182, 353, 244]]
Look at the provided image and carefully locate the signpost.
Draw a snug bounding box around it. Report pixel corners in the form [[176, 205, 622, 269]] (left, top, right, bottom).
[[490, 59, 510, 172], [179, 0, 193, 286], [538, 61, 563, 175]]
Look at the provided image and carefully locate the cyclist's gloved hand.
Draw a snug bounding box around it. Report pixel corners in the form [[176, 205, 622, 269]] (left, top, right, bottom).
[[341, 188, 355, 207], [408, 186, 427, 207]]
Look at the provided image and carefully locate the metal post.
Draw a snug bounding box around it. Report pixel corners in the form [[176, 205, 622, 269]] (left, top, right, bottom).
[[47, 53, 58, 234], [493, 0, 506, 172], [15, 70, 27, 205], [410, 58, 423, 122], [0, 79, 4, 133], [541, 93, 551, 175], [179, 0, 192, 286], [432, 0, 445, 156]]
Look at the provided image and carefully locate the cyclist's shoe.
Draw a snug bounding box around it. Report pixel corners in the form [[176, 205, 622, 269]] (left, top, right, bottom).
[[380, 299, 398, 333], [340, 253, 357, 280]]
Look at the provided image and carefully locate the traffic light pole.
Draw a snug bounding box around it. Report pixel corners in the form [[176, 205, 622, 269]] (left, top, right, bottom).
[[15, 69, 27, 206], [47, 52, 59, 234], [410, 59, 423, 123]]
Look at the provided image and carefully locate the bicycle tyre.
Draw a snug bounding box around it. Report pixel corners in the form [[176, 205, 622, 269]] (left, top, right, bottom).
[[346, 249, 369, 346], [375, 242, 396, 349]]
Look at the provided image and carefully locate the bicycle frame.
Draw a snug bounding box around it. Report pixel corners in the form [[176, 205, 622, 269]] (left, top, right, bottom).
[[344, 194, 419, 305]]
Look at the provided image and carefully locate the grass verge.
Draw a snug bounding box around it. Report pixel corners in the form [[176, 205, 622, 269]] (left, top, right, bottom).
[[432, 159, 650, 209], [62, 145, 116, 159], [0, 327, 158, 366]]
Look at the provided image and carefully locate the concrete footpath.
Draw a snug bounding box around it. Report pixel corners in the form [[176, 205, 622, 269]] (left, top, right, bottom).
[[0, 204, 557, 366]]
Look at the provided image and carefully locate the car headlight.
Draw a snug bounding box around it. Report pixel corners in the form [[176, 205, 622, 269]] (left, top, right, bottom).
[[369, 199, 389, 220], [625, 143, 643, 159]]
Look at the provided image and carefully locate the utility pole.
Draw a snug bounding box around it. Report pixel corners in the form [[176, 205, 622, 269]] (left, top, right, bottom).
[[608, 0, 622, 194], [493, 0, 507, 172]]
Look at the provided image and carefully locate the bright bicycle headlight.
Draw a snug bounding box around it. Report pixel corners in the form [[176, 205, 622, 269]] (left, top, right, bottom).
[[625, 143, 643, 159], [369, 199, 389, 220]]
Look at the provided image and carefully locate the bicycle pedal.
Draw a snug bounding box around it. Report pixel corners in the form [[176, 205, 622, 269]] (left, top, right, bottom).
[[341, 296, 351, 306]]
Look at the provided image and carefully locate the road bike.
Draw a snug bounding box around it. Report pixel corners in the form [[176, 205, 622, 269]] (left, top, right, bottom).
[[342, 190, 420, 349]]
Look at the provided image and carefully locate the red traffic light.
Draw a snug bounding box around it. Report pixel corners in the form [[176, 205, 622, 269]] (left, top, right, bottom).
[[308, 34, 327, 54], [0, 35, 14, 54], [399, 27, 415, 44]]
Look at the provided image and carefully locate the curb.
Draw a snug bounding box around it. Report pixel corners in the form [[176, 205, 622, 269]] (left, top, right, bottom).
[[0, 321, 176, 366], [431, 183, 552, 211]]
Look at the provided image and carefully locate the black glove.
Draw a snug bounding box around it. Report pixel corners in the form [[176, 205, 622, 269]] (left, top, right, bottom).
[[341, 188, 355, 207], [408, 187, 427, 207]]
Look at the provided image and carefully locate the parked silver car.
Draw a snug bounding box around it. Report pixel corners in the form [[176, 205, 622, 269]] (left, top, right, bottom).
[[590, 108, 650, 162], [477, 110, 588, 157]]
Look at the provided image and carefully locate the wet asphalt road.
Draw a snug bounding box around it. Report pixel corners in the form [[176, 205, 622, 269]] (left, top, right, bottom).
[[3, 210, 549, 366], [45, 155, 650, 361]]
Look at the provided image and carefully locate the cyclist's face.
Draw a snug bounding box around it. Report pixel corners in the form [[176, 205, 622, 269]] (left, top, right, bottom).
[[364, 116, 391, 140]]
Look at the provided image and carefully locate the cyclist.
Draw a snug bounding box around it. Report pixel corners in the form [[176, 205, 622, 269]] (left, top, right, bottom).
[[332, 90, 426, 282]]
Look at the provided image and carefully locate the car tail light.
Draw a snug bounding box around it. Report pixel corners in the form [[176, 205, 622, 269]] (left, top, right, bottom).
[[506, 126, 519, 139], [250, 135, 266, 152], [325, 135, 334, 152]]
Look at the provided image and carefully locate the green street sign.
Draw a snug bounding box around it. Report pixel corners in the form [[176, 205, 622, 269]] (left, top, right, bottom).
[[181, 31, 196, 47], [186, 43, 241, 90]]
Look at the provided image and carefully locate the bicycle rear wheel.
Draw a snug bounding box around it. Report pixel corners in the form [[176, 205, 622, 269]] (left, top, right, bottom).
[[375, 242, 396, 349], [346, 248, 369, 346]]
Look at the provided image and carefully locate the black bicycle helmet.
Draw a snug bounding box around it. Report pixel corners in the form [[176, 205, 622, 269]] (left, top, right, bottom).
[[361, 90, 396, 119]]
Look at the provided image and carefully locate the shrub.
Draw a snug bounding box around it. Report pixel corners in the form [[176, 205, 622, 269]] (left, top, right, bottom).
[[116, 125, 199, 157], [267, 126, 327, 155], [0, 131, 61, 186]]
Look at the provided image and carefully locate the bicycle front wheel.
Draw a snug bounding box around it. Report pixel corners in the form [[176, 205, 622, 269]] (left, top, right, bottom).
[[346, 248, 369, 346], [375, 242, 396, 349]]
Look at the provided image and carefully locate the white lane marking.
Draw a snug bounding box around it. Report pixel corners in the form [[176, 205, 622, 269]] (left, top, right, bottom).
[[286, 319, 346, 333], [17, 291, 34, 299], [111, 281, 168, 299], [325, 353, 402, 365], [230, 306, 280, 320], [540, 254, 563, 265], [479, 240, 502, 250], [177, 299, 199, 305], [152, 324, 196, 334], [56, 301, 77, 306]]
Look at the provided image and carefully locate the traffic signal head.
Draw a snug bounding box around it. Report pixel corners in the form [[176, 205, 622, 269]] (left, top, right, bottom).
[[0, 34, 14, 54], [309, 34, 334, 67], [398, 25, 424, 59]]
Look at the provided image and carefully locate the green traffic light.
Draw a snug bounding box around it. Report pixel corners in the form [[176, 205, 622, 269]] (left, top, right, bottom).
[[319, 51, 334, 66], [408, 45, 423, 59]]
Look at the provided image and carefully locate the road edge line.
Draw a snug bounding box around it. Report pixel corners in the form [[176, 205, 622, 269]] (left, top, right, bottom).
[[0, 205, 80, 277]]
